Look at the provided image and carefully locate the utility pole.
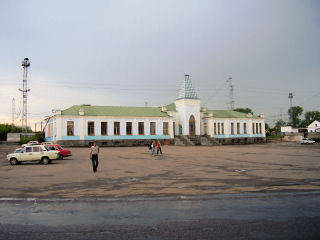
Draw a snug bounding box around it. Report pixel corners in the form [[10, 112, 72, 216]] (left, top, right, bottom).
[[288, 92, 293, 125], [19, 58, 31, 132], [12, 97, 15, 125], [226, 76, 234, 110]]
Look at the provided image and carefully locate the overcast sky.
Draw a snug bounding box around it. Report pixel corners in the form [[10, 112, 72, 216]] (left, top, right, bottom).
[[0, 0, 319, 128]]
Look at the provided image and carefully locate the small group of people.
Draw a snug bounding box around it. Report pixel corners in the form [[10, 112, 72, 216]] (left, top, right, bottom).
[[149, 140, 162, 156]]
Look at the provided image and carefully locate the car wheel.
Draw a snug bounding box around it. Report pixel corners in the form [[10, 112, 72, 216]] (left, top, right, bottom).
[[42, 157, 50, 165], [58, 154, 63, 160], [10, 158, 18, 165]]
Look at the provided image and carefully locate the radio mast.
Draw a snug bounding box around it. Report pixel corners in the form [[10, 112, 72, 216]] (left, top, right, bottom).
[[19, 58, 31, 132]]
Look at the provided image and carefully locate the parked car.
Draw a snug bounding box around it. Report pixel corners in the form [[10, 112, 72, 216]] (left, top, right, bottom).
[[7, 145, 60, 165], [41, 141, 53, 145], [46, 144, 72, 159], [14, 148, 23, 153], [300, 138, 315, 144], [21, 141, 39, 148]]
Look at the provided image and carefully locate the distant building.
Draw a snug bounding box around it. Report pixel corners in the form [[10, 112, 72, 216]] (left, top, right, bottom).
[[281, 126, 299, 133], [307, 120, 320, 133], [44, 76, 266, 146]]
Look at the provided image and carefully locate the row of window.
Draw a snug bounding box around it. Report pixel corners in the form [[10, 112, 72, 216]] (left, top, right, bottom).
[[213, 122, 225, 135], [213, 122, 263, 135], [67, 121, 169, 136]]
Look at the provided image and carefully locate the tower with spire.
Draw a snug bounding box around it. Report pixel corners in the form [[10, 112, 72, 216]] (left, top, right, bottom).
[[174, 75, 201, 136]]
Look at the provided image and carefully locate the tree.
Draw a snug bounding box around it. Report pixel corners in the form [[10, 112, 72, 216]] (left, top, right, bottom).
[[0, 124, 32, 141], [275, 119, 287, 132], [288, 106, 303, 127], [233, 108, 253, 114], [301, 111, 320, 127]]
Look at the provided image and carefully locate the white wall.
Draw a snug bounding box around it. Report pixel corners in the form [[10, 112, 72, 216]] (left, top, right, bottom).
[[174, 99, 201, 135]]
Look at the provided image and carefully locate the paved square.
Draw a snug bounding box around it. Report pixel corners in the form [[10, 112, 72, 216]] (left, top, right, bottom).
[[1, 143, 320, 198]]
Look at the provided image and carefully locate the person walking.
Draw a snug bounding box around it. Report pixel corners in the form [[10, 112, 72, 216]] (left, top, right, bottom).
[[151, 140, 156, 156], [90, 142, 99, 173], [156, 140, 162, 155]]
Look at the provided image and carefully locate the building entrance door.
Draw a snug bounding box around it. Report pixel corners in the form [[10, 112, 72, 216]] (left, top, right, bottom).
[[189, 115, 196, 135], [179, 125, 182, 136]]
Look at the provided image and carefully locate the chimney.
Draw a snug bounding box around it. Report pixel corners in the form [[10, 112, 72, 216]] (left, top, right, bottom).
[[79, 109, 85, 116], [201, 107, 207, 112], [161, 106, 168, 112]]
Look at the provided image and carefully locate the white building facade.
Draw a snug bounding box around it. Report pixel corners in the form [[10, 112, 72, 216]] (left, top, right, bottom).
[[307, 120, 320, 133], [44, 75, 266, 146]]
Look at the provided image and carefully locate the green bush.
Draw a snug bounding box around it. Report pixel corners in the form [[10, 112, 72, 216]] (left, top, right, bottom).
[[311, 138, 320, 143], [20, 133, 45, 144]]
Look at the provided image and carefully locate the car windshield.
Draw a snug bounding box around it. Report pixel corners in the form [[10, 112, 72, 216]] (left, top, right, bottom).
[[44, 146, 50, 151]]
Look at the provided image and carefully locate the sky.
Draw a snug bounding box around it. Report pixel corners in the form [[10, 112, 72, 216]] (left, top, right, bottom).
[[0, 0, 319, 129]]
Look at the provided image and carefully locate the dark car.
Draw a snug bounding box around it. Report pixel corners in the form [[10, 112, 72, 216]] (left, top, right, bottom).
[[46, 144, 72, 159]]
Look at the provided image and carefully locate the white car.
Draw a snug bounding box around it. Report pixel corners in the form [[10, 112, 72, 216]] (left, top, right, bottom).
[[300, 138, 315, 144], [21, 141, 39, 148], [7, 145, 60, 165]]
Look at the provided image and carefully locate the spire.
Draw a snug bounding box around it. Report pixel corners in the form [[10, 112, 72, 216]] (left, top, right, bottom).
[[177, 75, 199, 100]]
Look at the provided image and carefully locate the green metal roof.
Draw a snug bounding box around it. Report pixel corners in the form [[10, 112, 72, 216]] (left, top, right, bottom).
[[61, 105, 170, 117], [206, 110, 262, 119], [165, 103, 176, 111]]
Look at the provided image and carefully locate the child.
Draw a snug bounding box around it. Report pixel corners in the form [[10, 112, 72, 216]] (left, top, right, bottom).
[[156, 140, 162, 155], [152, 141, 156, 156]]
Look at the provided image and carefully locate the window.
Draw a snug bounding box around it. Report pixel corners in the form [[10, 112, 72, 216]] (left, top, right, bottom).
[[256, 123, 259, 134], [114, 122, 120, 135], [218, 123, 220, 135], [32, 146, 41, 152], [231, 123, 234, 135], [163, 122, 169, 135], [204, 122, 207, 135], [259, 123, 262, 134], [221, 123, 224, 135], [101, 122, 108, 136], [214, 123, 217, 135], [244, 123, 247, 134], [47, 123, 53, 137], [126, 122, 132, 135], [88, 121, 95, 136], [237, 122, 240, 134], [138, 122, 144, 135], [67, 121, 74, 136], [252, 123, 255, 134], [25, 147, 32, 153], [150, 122, 156, 135]]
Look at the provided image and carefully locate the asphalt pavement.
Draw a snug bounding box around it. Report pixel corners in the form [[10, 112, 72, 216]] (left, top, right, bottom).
[[1, 191, 320, 239]]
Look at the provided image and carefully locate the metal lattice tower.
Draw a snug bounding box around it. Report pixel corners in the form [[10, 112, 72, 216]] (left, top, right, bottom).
[[226, 76, 234, 110], [19, 58, 31, 131]]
